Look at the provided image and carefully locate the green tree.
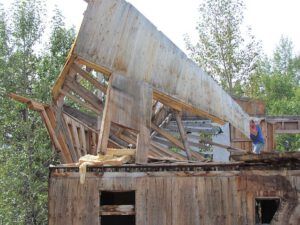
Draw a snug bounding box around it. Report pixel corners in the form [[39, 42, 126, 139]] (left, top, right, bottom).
[[36, 6, 76, 102], [0, 0, 49, 224], [185, 0, 261, 95], [0, 1, 75, 224], [248, 37, 300, 151], [260, 37, 298, 115]]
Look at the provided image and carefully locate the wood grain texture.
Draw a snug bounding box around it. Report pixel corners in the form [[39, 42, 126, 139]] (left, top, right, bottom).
[[97, 73, 152, 163], [49, 169, 300, 225], [74, 0, 250, 137], [174, 111, 193, 160]]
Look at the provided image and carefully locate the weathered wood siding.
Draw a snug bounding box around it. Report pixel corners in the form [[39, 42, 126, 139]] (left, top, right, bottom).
[[49, 170, 300, 225], [74, 0, 250, 137]]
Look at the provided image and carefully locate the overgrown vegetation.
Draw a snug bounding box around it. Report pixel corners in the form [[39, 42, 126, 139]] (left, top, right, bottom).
[[0, 0, 75, 223], [186, 0, 300, 151]]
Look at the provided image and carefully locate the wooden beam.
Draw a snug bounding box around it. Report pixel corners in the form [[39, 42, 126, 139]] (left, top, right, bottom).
[[52, 48, 76, 100], [65, 77, 103, 110], [9, 93, 47, 111], [55, 97, 77, 158], [40, 110, 63, 153], [96, 78, 113, 155], [99, 205, 135, 216], [62, 104, 98, 131], [72, 63, 107, 93], [174, 111, 193, 160], [60, 89, 101, 115], [151, 123, 185, 150], [45, 107, 74, 163], [150, 141, 187, 160], [151, 113, 172, 138], [230, 151, 300, 162], [199, 138, 245, 153], [153, 91, 225, 125], [136, 125, 150, 164], [76, 57, 111, 76]]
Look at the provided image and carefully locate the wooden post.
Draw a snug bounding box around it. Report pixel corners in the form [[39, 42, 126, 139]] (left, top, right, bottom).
[[96, 77, 113, 155], [96, 73, 152, 163], [136, 125, 150, 164], [174, 110, 192, 160]]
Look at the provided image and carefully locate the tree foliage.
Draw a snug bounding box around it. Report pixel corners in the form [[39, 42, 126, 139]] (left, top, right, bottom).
[[185, 0, 261, 95], [247, 37, 300, 151], [0, 1, 75, 224]]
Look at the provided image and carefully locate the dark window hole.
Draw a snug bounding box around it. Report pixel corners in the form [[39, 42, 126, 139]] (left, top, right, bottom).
[[100, 191, 135, 205], [255, 198, 280, 225]]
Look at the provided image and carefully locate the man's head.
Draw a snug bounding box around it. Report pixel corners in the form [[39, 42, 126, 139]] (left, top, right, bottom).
[[250, 119, 256, 128]]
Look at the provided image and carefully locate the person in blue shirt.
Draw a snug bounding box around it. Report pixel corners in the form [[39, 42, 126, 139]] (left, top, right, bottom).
[[249, 119, 265, 154]]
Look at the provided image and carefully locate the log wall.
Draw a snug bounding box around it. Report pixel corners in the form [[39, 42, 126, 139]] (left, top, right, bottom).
[[49, 168, 300, 225]]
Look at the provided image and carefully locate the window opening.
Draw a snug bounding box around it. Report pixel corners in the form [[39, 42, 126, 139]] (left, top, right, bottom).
[[255, 198, 280, 224], [100, 191, 135, 225]]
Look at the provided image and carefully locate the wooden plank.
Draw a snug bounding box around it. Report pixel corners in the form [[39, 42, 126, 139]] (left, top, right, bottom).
[[151, 123, 185, 150], [76, 57, 111, 76], [60, 89, 101, 115], [99, 205, 135, 215], [72, 63, 107, 93], [43, 108, 75, 163], [108, 138, 123, 149], [230, 152, 300, 162], [136, 125, 150, 164], [54, 97, 77, 161], [150, 141, 187, 161], [9, 93, 47, 111], [63, 104, 98, 131], [40, 110, 63, 154], [151, 113, 172, 138], [153, 91, 225, 125], [65, 76, 103, 110], [52, 51, 76, 100], [59, 113, 76, 160], [97, 76, 113, 155], [79, 125, 87, 155], [45, 107, 74, 163], [90, 132, 97, 155], [200, 138, 245, 153], [174, 111, 193, 160], [97, 74, 152, 164], [70, 120, 81, 159], [74, 0, 252, 137]]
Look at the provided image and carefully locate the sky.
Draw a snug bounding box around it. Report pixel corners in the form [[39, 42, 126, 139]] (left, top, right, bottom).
[[2, 0, 300, 56]]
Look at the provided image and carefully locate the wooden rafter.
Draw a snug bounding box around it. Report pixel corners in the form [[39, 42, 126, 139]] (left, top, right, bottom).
[[72, 63, 107, 93], [151, 123, 185, 150], [64, 76, 103, 110], [60, 89, 101, 115], [174, 111, 193, 160]]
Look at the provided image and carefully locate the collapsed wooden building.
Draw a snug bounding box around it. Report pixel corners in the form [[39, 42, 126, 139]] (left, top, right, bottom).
[[10, 0, 300, 224]]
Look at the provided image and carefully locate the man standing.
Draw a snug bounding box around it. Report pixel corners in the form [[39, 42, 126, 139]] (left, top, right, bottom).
[[249, 119, 265, 154]]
